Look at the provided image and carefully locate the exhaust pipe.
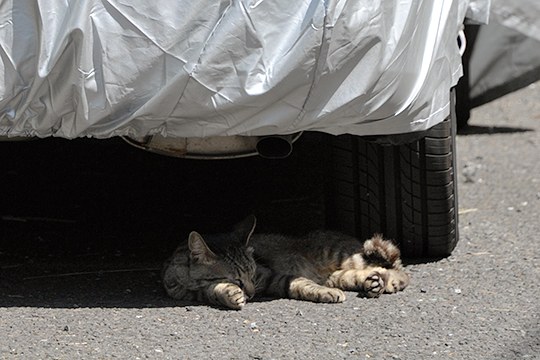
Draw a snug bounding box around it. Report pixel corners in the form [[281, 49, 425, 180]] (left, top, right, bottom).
[[122, 132, 301, 159], [256, 135, 294, 159]]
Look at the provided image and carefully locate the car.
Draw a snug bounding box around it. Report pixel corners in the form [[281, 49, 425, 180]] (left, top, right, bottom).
[[0, 0, 491, 258]]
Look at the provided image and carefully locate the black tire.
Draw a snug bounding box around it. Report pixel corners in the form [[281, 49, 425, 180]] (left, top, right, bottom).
[[326, 94, 459, 259]]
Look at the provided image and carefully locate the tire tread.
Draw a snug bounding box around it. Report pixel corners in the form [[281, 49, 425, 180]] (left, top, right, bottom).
[[326, 106, 459, 258]]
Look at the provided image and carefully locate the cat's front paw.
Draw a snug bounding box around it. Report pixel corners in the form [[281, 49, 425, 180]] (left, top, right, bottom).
[[214, 283, 247, 310], [363, 271, 386, 298]]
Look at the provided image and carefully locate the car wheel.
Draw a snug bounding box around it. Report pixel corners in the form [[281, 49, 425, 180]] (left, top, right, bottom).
[[325, 93, 459, 259]]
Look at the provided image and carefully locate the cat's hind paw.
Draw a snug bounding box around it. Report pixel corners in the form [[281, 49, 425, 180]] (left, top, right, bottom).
[[384, 270, 410, 294]]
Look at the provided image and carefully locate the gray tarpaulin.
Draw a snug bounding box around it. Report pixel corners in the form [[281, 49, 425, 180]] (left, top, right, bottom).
[[0, 1, 489, 139]]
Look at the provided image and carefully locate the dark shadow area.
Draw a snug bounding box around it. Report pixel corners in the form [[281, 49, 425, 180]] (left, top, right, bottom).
[[0, 135, 326, 239], [458, 125, 534, 136], [1, 263, 170, 308]]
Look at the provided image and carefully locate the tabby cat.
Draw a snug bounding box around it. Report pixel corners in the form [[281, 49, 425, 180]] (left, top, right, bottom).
[[161, 216, 409, 309]]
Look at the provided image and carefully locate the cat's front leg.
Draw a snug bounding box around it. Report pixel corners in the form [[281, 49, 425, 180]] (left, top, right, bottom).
[[206, 282, 247, 310]]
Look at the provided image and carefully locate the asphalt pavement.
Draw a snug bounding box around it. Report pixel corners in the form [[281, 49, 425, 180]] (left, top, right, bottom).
[[1, 81, 539, 359]]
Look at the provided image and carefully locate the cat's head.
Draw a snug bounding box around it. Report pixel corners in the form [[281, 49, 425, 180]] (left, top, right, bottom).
[[188, 215, 257, 299]]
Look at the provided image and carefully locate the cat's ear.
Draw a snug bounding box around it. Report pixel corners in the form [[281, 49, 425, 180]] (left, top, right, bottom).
[[234, 215, 257, 246], [188, 231, 216, 263]]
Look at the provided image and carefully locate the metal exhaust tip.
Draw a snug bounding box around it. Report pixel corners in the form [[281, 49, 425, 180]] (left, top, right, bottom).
[[255, 135, 294, 159]]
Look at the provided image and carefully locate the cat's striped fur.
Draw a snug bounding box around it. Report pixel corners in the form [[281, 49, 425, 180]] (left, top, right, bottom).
[[162, 216, 409, 309]]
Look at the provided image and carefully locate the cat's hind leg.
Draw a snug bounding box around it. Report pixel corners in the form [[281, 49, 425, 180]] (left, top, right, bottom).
[[256, 262, 346, 303], [326, 267, 389, 298], [259, 269, 346, 303]]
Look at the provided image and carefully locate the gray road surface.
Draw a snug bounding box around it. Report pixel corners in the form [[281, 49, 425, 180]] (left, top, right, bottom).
[[1, 82, 539, 359]]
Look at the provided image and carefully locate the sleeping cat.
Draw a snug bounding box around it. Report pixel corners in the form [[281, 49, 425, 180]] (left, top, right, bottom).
[[161, 216, 409, 309]]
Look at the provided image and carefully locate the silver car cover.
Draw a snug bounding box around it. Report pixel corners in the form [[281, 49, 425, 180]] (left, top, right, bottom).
[[0, 0, 489, 139]]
